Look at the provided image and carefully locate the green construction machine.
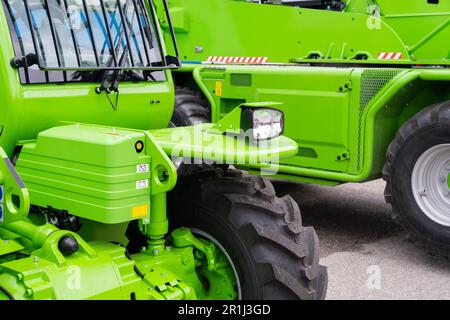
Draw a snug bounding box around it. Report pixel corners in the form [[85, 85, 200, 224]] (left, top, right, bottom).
[[0, 0, 328, 300], [158, 0, 450, 256]]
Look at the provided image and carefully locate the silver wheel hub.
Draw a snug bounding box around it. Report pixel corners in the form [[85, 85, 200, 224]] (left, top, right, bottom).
[[412, 144, 450, 227]]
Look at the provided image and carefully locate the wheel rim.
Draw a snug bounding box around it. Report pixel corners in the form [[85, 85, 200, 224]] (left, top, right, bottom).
[[411, 144, 450, 227], [190, 228, 242, 300]]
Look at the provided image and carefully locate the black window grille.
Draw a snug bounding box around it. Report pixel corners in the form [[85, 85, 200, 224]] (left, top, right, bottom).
[[3, 0, 178, 84]]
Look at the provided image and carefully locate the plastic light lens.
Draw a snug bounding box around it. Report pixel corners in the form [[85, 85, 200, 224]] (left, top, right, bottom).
[[252, 109, 284, 140]]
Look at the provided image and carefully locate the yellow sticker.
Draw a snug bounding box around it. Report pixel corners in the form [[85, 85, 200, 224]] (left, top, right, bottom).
[[215, 81, 223, 97], [132, 204, 149, 218]]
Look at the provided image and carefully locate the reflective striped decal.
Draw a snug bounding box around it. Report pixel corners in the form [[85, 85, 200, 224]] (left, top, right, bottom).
[[206, 56, 268, 64], [378, 52, 403, 60]]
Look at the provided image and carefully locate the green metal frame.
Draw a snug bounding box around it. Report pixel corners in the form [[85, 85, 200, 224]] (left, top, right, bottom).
[[0, 0, 298, 300]]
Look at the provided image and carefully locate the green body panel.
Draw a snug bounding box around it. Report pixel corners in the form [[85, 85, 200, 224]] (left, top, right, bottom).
[[15, 125, 152, 224], [173, 64, 450, 184], [157, 0, 450, 184], [161, 0, 450, 65]]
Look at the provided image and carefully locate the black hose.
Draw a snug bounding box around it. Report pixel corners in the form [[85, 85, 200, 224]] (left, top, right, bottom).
[[0, 285, 15, 300], [110, 241, 146, 279], [133, 265, 145, 279], [109, 241, 132, 260]]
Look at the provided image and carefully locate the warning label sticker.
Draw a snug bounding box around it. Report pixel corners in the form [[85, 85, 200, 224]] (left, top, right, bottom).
[[137, 164, 149, 173], [136, 179, 149, 189]]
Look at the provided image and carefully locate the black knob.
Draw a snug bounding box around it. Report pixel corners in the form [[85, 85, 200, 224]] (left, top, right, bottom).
[[58, 236, 79, 256]]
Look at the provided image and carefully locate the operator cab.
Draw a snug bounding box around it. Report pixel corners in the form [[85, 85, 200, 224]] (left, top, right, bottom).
[[2, 0, 179, 86]]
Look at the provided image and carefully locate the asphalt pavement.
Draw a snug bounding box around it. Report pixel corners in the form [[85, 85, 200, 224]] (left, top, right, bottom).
[[273, 179, 450, 300]]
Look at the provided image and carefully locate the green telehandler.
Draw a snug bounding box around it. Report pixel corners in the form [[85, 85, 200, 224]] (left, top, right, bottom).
[[0, 0, 327, 300], [158, 0, 450, 256]]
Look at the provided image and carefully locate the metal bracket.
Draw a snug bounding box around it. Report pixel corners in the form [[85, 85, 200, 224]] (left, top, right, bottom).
[[0, 148, 30, 224], [171, 228, 217, 271]]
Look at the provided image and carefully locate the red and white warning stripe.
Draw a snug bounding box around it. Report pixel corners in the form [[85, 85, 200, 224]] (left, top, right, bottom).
[[378, 52, 403, 60], [206, 56, 268, 64]]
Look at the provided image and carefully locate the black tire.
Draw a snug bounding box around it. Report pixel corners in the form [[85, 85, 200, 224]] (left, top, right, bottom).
[[168, 168, 328, 300], [170, 87, 210, 127], [383, 102, 450, 256], [170, 87, 224, 176]]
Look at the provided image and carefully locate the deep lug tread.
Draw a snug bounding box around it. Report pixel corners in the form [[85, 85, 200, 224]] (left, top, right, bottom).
[[271, 265, 314, 300], [250, 222, 307, 258], [168, 169, 327, 300], [171, 86, 210, 126]]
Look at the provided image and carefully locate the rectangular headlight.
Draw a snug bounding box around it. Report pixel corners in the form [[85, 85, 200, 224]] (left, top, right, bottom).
[[241, 107, 284, 140]]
